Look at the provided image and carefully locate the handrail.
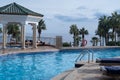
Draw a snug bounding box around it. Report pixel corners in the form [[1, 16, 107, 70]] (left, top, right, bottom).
[[75, 50, 87, 62], [89, 49, 94, 62], [75, 50, 94, 63]]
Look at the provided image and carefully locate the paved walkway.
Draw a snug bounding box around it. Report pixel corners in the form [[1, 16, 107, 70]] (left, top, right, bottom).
[[64, 63, 120, 80], [0, 46, 58, 55]]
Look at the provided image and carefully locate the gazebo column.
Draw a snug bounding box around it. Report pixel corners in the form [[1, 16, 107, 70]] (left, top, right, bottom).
[[29, 23, 37, 48], [2, 24, 7, 49], [21, 25, 25, 49]]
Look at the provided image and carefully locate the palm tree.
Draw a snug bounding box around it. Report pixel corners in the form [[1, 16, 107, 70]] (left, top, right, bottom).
[[91, 37, 99, 46], [97, 12, 120, 46], [95, 27, 104, 46], [116, 28, 120, 40], [110, 12, 120, 43], [79, 27, 88, 40], [0, 28, 2, 41], [97, 15, 110, 45], [108, 32, 115, 41], [76, 36, 81, 46], [69, 24, 80, 46], [7, 24, 20, 42], [37, 19, 46, 41], [79, 27, 88, 46]]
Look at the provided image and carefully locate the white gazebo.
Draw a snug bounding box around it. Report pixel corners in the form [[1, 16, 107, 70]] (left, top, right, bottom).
[[0, 2, 43, 49]]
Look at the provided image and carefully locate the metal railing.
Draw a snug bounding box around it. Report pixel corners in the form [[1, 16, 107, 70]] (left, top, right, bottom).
[[75, 50, 94, 63]]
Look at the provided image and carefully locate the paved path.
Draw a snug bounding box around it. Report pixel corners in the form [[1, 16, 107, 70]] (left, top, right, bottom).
[[0, 46, 58, 55], [64, 63, 120, 80]]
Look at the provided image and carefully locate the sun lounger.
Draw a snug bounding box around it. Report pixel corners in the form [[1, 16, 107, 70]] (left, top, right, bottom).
[[101, 66, 120, 74], [96, 58, 120, 66], [100, 66, 120, 79], [37, 41, 45, 46]]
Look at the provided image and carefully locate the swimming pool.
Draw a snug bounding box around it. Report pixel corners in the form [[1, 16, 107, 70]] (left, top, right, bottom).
[[0, 48, 120, 80]]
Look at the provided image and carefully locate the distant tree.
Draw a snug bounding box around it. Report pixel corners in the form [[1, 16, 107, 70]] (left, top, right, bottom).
[[79, 27, 88, 40], [7, 24, 20, 42], [97, 15, 110, 45], [37, 19, 46, 40], [62, 42, 71, 47], [116, 28, 120, 39], [0, 28, 2, 41], [76, 36, 81, 46], [108, 32, 114, 41], [91, 37, 99, 46], [109, 12, 120, 43], [97, 12, 120, 46], [69, 24, 80, 46], [0, 28, 2, 34]]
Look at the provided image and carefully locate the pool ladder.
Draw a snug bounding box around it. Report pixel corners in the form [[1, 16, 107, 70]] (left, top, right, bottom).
[[75, 50, 94, 63]]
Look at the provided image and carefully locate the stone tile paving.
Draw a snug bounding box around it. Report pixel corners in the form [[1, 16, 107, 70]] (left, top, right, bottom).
[[64, 63, 120, 80]]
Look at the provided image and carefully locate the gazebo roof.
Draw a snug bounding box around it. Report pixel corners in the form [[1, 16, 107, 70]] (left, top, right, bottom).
[[0, 2, 43, 17]]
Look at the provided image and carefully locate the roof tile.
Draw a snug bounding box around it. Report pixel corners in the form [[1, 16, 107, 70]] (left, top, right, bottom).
[[0, 2, 43, 17]]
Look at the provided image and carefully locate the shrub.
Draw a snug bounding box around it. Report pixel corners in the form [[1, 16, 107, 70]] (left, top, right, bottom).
[[106, 41, 116, 46], [106, 41, 120, 46], [117, 41, 120, 46], [63, 42, 71, 47]]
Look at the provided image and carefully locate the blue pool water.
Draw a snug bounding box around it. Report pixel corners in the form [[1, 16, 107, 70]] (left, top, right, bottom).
[[0, 48, 120, 80]]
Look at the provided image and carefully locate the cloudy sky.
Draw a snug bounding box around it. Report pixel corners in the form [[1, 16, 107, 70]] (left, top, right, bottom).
[[0, 0, 120, 44]]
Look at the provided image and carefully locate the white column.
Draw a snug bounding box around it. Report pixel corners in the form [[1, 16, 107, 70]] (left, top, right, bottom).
[[21, 24, 25, 49], [2, 24, 7, 49], [29, 23, 37, 48]]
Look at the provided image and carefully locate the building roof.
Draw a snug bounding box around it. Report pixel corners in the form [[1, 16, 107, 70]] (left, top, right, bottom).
[[0, 2, 43, 17]]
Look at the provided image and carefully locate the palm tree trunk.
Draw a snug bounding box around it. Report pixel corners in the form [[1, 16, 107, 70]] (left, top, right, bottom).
[[73, 37, 76, 46], [100, 36, 102, 46], [93, 40, 95, 46], [113, 27, 115, 41], [105, 36, 107, 46], [82, 34, 84, 40], [115, 31, 117, 45], [107, 33, 109, 44], [38, 33, 41, 41], [102, 37, 105, 46], [112, 33, 114, 41], [96, 40, 98, 46], [105, 33, 109, 45]]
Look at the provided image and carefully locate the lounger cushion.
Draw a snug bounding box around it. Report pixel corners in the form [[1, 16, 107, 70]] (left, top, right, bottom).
[[101, 66, 120, 74], [96, 58, 120, 63]]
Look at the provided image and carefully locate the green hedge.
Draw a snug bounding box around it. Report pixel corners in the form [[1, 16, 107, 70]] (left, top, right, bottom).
[[106, 41, 120, 46], [117, 41, 120, 46], [62, 42, 71, 47]]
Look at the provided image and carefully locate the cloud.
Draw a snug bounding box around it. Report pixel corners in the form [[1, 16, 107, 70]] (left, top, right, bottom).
[[54, 14, 90, 22], [94, 12, 105, 18], [77, 6, 88, 10]]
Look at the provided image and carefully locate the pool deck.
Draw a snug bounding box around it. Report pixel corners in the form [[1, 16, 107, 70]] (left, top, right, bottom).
[[62, 46, 120, 50], [0, 46, 120, 55], [52, 62, 120, 80], [0, 46, 59, 55]]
